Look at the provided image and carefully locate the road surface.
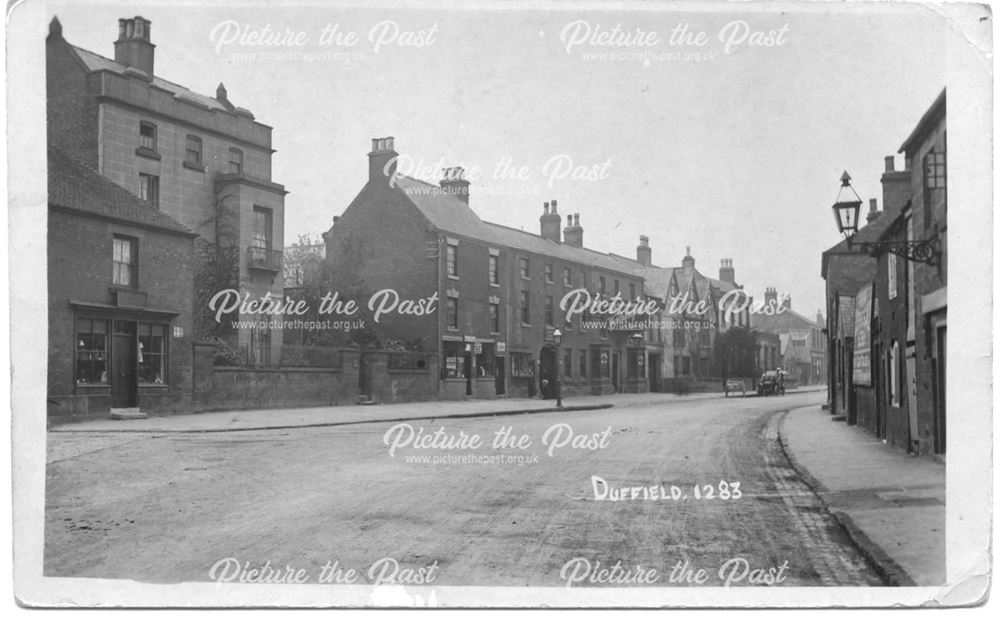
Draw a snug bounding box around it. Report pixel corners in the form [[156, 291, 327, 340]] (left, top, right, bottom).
[[44, 391, 883, 587]]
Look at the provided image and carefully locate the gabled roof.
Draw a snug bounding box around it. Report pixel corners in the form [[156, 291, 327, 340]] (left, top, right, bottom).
[[48, 146, 194, 236], [899, 88, 946, 155], [70, 45, 254, 118], [393, 175, 648, 278], [751, 307, 821, 333]]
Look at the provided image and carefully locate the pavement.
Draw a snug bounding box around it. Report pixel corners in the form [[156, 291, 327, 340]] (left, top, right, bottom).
[[49, 389, 782, 433], [778, 404, 946, 586]]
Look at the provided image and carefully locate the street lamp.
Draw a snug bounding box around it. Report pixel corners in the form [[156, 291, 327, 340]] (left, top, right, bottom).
[[832, 171, 862, 238], [831, 171, 940, 265], [553, 328, 563, 408]]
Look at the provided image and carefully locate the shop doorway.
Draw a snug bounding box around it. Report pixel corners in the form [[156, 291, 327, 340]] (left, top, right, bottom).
[[539, 345, 557, 399], [111, 320, 138, 408]]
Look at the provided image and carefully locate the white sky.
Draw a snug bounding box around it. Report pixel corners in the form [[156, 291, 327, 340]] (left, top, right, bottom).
[[47, 0, 948, 318]]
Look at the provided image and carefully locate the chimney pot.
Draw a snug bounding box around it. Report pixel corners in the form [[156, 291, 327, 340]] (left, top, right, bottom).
[[440, 165, 470, 204], [114, 16, 155, 75], [368, 136, 399, 182], [884, 156, 895, 173], [551, 199, 558, 214]]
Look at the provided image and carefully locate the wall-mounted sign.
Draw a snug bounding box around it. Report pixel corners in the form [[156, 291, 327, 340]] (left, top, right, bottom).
[[852, 283, 873, 386], [474, 343, 483, 354], [497, 342, 506, 353]]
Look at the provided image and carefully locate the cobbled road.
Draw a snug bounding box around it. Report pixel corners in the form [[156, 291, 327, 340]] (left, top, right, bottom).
[[44, 391, 883, 587]]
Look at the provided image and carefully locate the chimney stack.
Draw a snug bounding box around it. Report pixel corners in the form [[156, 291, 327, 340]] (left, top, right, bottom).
[[764, 286, 777, 306], [540, 199, 562, 243], [681, 246, 695, 271], [881, 153, 910, 214], [636, 235, 652, 266], [114, 16, 155, 75], [563, 213, 583, 247], [368, 136, 398, 183], [440, 166, 470, 204], [866, 198, 880, 223], [884, 156, 895, 173], [719, 258, 735, 283]]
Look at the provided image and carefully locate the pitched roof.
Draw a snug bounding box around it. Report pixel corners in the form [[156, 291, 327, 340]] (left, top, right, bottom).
[[899, 88, 946, 155], [48, 146, 193, 235], [751, 308, 821, 333], [70, 46, 254, 118], [393, 175, 647, 278]]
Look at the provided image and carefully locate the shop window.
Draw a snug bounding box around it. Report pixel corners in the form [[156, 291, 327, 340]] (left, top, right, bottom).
[[137, 323, 167, 383], [112, 235, 138, 288], [564, 350, 573, 378], [511, 352, 534, 378], [443, 341, 468, 379], [75, 318, 109, 384], [578, 350, 588, 377], [628, 350, 645, 379]]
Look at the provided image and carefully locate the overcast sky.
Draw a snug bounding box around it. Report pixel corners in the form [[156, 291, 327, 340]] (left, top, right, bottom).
[[48, 0, 948, 318]]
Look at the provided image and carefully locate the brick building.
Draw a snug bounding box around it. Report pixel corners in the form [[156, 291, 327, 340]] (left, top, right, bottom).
[[822, 89, 946, 456], [47, 146, 197, 420], [46, 16, 287, 364], [320, 137, 650, 401]]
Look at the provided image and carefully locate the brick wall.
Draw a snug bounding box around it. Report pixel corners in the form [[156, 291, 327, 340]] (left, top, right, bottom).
[[47, 35, 100, 167]]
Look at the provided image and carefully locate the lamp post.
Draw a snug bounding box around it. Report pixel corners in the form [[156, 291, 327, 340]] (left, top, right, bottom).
[[553, 328, 563, 408]]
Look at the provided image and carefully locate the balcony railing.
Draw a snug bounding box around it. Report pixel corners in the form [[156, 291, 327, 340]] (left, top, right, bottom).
[[247, 246, 283, 272]]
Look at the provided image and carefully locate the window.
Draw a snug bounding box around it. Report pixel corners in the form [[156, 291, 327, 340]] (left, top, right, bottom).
[[184, 135, 203, 167], [137, 323, 167, 383], [628, 350, 645, 379], [563, 268, 572, 287], [923, 148, 945, 228], [599, 276, 606, 294], [489, 255, 499, 285], [578, 350, 588, 377], [228, 148, 244, 174], [520, 257, 530, 279], [545, 295, 554, 326], [511, 352, 534, 378], [489, 302, 500, 333], [629, 283, 637, 299], [252, 206, 273, 250], [112, 235, 137, 288], [447, 296, 459, 330], [673, 328, 686, 347], [545, 263, 554, 283], [595, 350, 610, 377], [564, 350, 573, 378], [924, 149, 946, 189], [75, 318, 109, 384], [443, 341, 468, 379], [614, 279, 620, 294], [888, 253, 898, 300], [520, 291, 530, 324], [139, 122, 157, 151], [139, 173, 159, 208], [446, 243, 458, 277]]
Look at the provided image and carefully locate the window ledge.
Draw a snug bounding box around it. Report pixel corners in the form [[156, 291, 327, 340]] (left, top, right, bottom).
[[489, 283, 500, 288], [135, 147, 161, 160], [183, 161, 206, 172], [447, 274, 460, 281]]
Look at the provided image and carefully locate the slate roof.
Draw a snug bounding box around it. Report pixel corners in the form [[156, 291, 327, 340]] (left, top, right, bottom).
[[751, 308, 822, 333], [393, 175, 646, 278], [48, 146, 194, 236], [71, 46, 254, 118]]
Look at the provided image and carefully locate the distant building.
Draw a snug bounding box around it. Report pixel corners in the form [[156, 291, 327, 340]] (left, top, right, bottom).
[[46, 15, 288, 365], [47, 146, 196, 420], [749, 288, 826, 386]]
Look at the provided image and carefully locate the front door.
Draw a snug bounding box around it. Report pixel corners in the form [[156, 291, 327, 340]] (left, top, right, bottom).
[[464, 354, 473, 396], [539, 346, 557, 399], [112, 320, 138, 408], [648, 354, 661, 392], [495, 357, 506, 395], [934, 327, 946, 454], [612, 353, 620, 392]]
